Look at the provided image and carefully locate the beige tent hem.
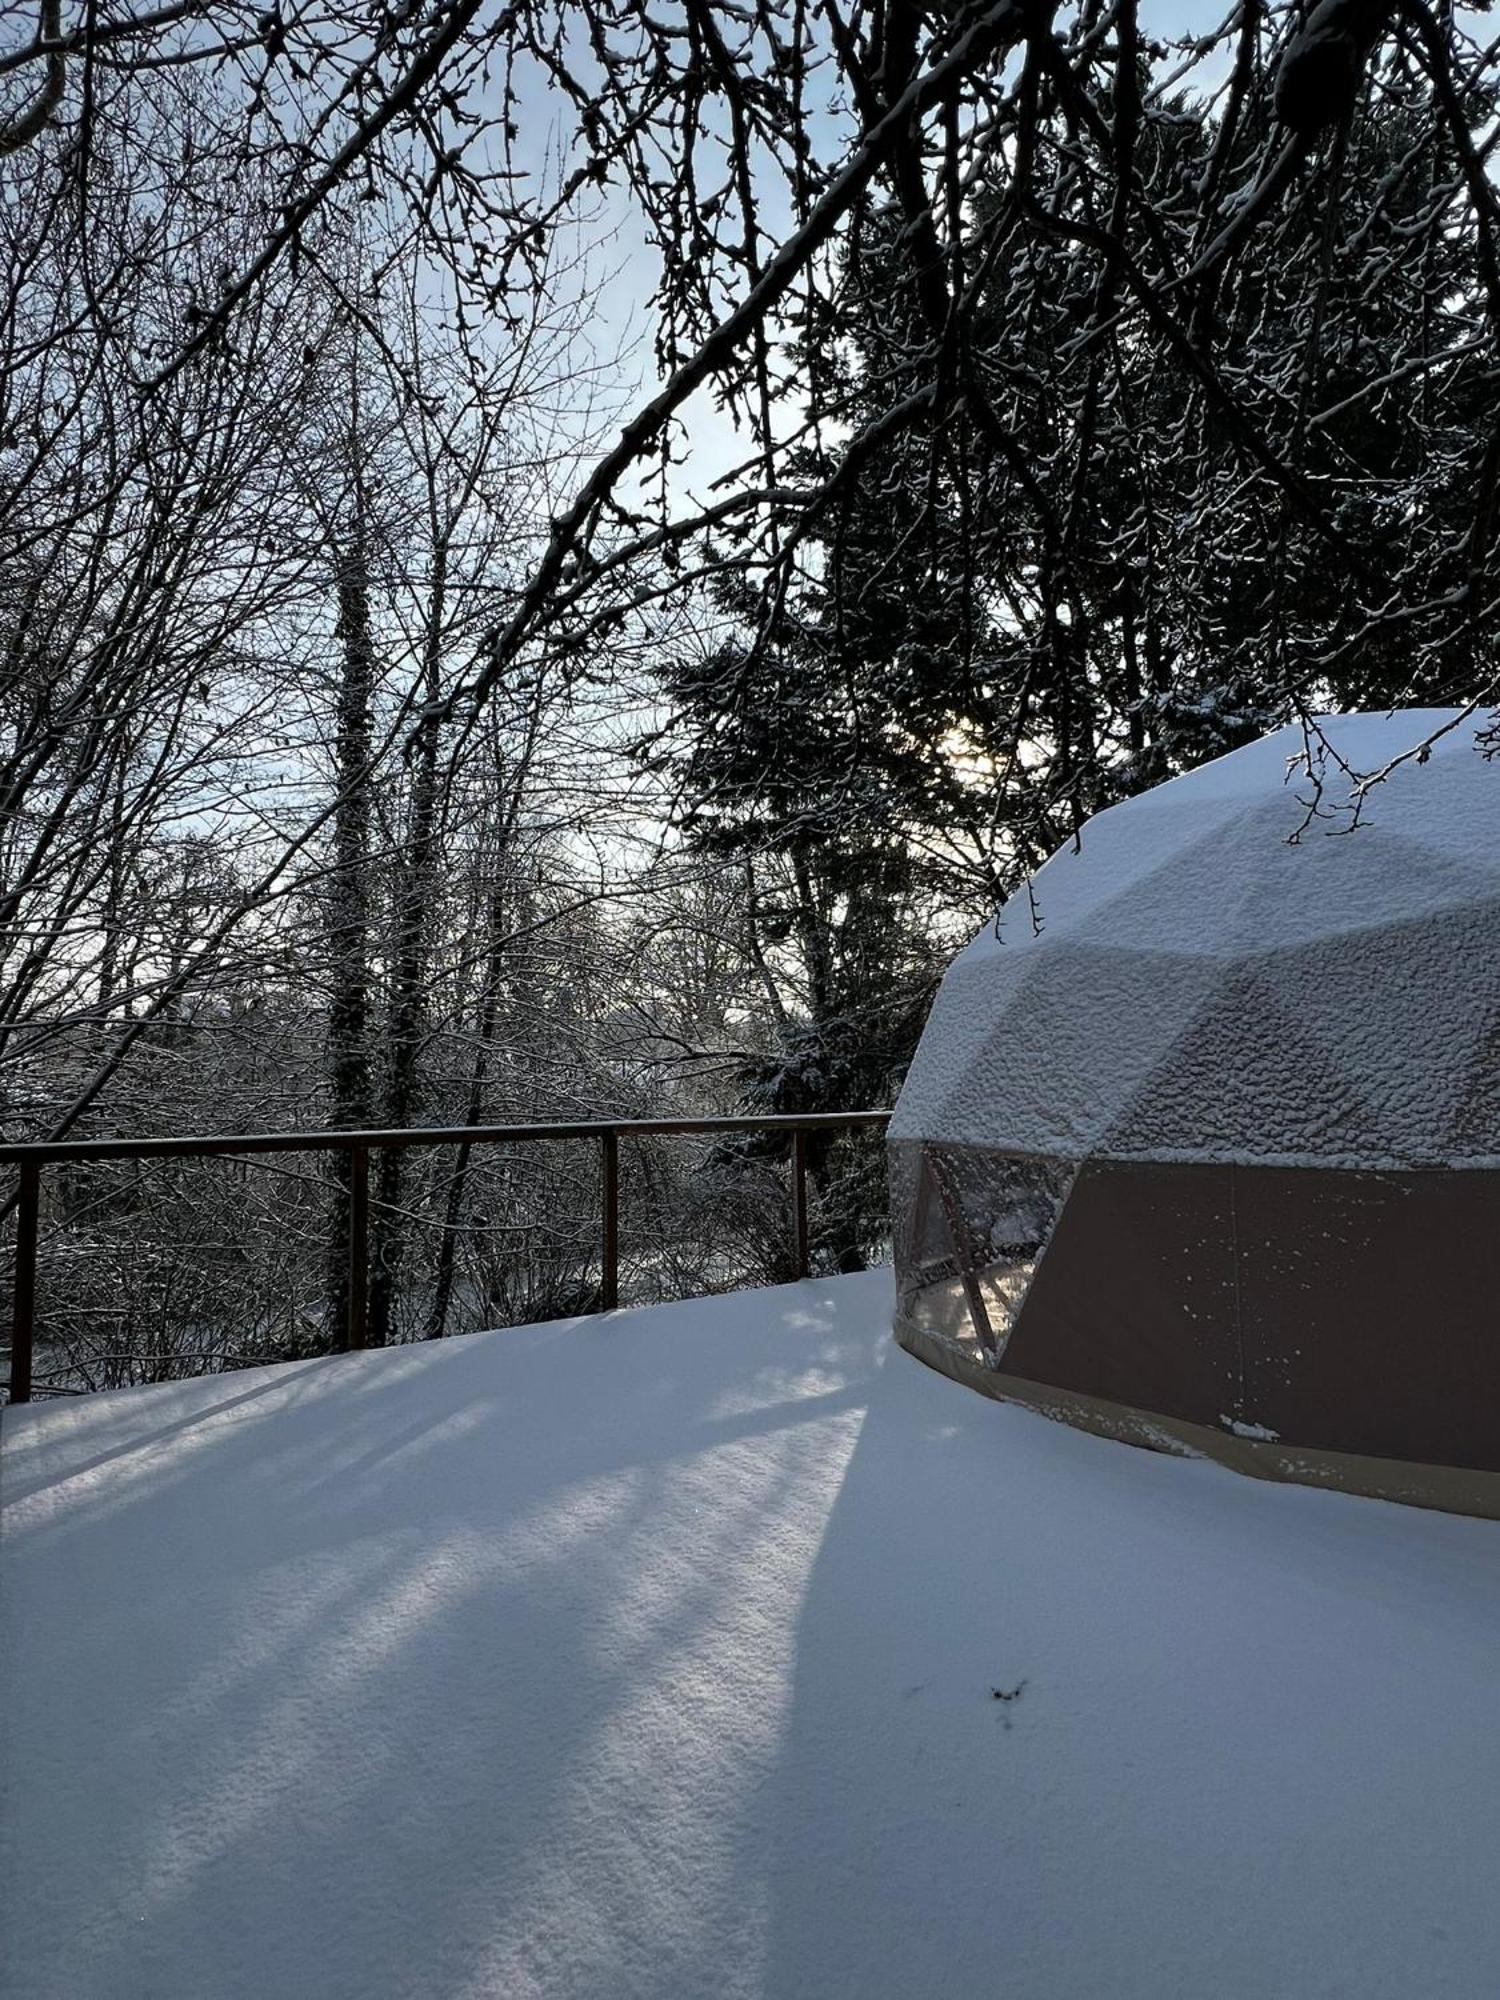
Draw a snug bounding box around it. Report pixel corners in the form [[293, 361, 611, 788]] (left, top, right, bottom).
[[895, 1316, 1500, 1521]]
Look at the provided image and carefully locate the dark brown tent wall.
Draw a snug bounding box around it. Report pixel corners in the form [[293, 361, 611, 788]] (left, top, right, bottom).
[[892, 1149, 1500, 1518], [1004, 1156, 1500, 1467]]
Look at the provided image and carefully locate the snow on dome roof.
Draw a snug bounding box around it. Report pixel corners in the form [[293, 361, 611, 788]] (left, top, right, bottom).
[[891, 709, 1500, 1170]]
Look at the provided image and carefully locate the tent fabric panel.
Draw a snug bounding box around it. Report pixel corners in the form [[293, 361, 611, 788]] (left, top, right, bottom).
[[955, 789, 1273, 967], [886, 950, 1034, 1142], [994, 1159, 1243, 1430], [892, 944, 1223, 1154], [1099, 966, 1397, 1166], [1253, 902, 1500, 1166], [1232, 1166, 1500, 1473]]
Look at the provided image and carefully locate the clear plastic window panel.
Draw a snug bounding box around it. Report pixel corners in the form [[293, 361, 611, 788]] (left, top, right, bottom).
[[891, 1140, 1075, 1361]]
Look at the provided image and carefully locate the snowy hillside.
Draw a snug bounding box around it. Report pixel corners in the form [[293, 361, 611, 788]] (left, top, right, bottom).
[[3, 1273, 1499, 1999]]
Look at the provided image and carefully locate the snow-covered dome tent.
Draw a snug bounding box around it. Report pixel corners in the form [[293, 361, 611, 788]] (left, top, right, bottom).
[[889, 709, 1500, 1516]]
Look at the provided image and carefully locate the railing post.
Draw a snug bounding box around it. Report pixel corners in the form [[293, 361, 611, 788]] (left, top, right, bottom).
[[600, 1129, 619, 1310], [9, 1159, 38, 1403], [346, 1144, 369, 1352], [792, 1129, 809, 1280]]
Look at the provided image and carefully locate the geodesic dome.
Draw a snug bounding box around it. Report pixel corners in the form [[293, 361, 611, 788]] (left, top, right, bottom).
[[889, 708, 1500, 1516]]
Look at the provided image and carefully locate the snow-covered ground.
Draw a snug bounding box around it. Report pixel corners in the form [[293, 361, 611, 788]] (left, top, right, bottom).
[[3, 1271, 1499, 1999]]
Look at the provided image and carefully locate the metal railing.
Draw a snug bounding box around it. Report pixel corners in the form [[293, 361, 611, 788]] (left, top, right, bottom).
[[0, 1110, 892, 1403]]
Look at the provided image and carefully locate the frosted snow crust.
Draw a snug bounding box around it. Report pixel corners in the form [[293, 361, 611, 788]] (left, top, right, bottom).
[[892, 710, 1500, 1167]]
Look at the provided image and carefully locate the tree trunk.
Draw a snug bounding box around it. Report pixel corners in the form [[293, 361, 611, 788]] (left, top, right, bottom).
[[368, 544, 446, 1345], [323, 542, 376, 1345], [424, 865, 507, 1340]]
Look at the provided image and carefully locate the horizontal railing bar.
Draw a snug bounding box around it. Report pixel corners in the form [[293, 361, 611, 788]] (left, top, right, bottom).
[[0, 1109, 891, 1168]]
